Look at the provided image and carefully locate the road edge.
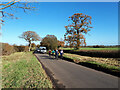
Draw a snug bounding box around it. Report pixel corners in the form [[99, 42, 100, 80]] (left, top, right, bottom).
[[34, 54, 66, 89], [34, 54, 56, 88]]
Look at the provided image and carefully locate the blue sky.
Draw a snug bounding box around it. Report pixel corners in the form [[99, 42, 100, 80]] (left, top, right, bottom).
[[2, 2, 118, 46]]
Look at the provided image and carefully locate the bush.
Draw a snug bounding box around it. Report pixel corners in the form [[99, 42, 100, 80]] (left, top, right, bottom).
[[93, 45, 105, 48], [2, 43, 16, 55], [1, 43, 29, 56], [13, 46, 29, 52]]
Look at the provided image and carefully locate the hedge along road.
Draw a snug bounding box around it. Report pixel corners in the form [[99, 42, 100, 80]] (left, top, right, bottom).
[[35, 53, 118, 88]]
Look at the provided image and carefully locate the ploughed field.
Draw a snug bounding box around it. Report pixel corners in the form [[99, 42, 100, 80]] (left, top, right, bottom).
[[2, 52, 53, 88], [60, 47, 119, 58], [61, 47, 119, 51]]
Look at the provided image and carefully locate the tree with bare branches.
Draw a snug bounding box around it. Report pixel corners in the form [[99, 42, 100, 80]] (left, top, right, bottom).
[[64, 13, 92, 49], [19, 31, 41, 51], [0, 0, 36, 28]]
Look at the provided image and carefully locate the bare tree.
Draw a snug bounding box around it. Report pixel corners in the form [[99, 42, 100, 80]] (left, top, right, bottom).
[[0, 0, 37, 29], [19, 31, 41, 51], [64, 13, 92, 49]]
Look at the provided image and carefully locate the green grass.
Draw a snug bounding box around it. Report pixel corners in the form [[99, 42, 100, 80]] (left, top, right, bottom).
[[85, 61, 120, 71], [60, 47, 119, 51], [63, 54, 79, 60], [2, 52, 53, 88]]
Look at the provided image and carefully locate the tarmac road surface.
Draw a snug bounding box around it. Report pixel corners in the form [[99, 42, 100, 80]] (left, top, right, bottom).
[[35, 54, 119, 88]]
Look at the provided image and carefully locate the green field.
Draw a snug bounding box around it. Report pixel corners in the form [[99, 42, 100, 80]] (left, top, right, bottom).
[[2, 52, 53, 88], [60, 47, 119, 51]]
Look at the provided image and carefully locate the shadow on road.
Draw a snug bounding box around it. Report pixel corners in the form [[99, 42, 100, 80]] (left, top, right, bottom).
[[62, 57, 120, 77], [34, 54, 66, 89], [34, 52, 59, 60], [40, 55, 57, 60], [34, 52, 120, 77]]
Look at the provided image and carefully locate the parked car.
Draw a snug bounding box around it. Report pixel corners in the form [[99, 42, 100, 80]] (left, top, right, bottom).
[[39, 47, 47, 53]]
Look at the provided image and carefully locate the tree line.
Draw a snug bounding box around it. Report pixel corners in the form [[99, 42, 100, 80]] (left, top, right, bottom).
[[1, 43, 29, 55], [1, 1, 93, 50], [19, 31, 65, 51]]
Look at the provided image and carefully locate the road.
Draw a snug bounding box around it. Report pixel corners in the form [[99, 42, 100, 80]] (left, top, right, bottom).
[[35, 54, 118, 88]]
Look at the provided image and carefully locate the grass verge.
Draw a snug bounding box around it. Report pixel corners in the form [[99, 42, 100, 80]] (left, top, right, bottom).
[[2, 52, 53, 88], [63, 53, 120, 77]]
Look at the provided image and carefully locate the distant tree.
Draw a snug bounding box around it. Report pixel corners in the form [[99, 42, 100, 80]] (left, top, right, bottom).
[[58, 40, 65, 48], [64, 13, 92, 49], [36, 44, 40, 48], [40, 35, 58, 50], [19, 31, 41, 51], [31, 43, 36, 48]]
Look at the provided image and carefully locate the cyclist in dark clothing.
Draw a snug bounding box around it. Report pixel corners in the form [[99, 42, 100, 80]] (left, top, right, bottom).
[[49, 50, 51, 57]]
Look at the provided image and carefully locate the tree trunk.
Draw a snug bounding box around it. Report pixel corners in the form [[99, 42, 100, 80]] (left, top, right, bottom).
[[28, 41, 31, 52], [75, 21, 80, 49], [76, 30, 80, 49]]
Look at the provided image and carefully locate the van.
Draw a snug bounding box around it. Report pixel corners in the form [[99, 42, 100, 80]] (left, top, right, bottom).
[[36, 47, 47, 54], [39, 47, 47, 53]]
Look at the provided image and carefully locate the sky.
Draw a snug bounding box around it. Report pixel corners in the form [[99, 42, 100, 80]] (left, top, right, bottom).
[[1, 0, 120, 2], [2, 2, 118, 46]]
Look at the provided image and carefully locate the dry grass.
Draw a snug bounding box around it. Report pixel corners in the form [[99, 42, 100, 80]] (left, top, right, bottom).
[[64, 53, 120, 68], [2, 52, 53, 88]]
